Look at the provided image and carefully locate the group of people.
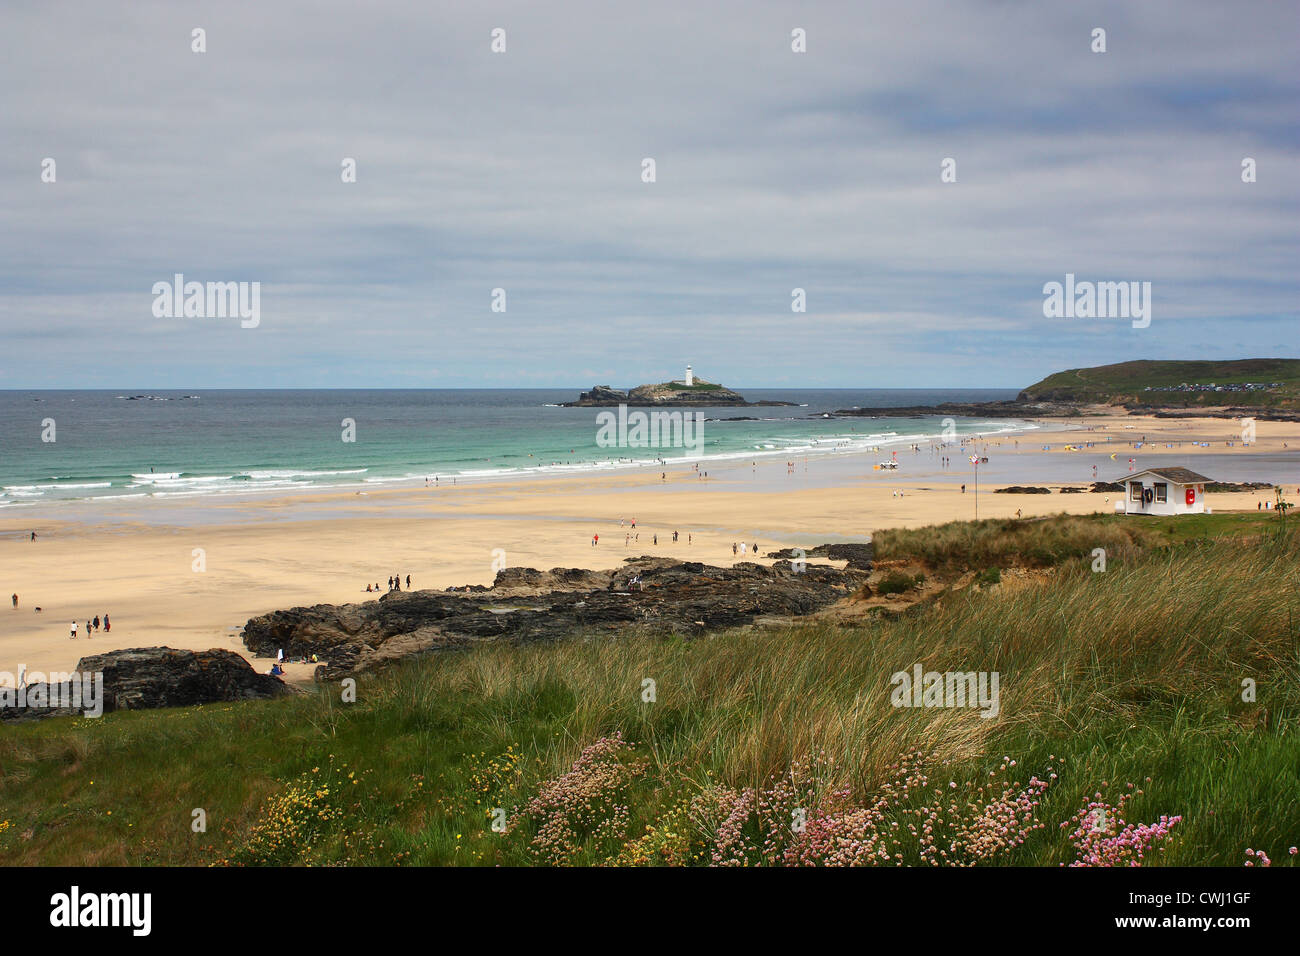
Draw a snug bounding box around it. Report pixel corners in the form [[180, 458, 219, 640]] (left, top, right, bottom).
[[69, 613, 110, 639], [10, 594, 111, 637], [731, 541, 760, 556], [366, 574, 411, 592]]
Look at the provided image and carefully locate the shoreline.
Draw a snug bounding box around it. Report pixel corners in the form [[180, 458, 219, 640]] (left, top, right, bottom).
[[0, 413, 1049, 514], [2, 413, 1296, 685]]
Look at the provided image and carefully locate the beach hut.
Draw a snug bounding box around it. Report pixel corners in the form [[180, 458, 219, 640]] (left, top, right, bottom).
[[1119, 467, 1212, 516]]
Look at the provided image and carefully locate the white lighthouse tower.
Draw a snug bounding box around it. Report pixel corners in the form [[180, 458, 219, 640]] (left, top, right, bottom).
[[685, 364, 694, 386]]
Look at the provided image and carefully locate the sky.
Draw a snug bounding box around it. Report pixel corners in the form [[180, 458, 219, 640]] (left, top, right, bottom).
[[1, 0, 1297, 389]]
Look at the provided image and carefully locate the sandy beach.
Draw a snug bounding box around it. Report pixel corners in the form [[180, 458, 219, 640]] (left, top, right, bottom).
[[3, 413, 1297, 683]]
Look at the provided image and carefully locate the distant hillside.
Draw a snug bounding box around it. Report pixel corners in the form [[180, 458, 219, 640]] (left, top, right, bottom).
[[1019, 359, 1300, 408]]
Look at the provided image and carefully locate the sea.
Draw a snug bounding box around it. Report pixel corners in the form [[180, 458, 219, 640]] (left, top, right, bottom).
[[0, 388, 1029, 509]]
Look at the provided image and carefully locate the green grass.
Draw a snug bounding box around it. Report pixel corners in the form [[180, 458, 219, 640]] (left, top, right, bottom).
[[1020, 358, 1300, 408], [876, 571, 925, 595], [1, 515, 1297, 866], [875, 510, 1282, 572]]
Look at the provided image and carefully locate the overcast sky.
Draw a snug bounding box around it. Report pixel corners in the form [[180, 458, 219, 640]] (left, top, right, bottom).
[[1, 0, 1296, 389]]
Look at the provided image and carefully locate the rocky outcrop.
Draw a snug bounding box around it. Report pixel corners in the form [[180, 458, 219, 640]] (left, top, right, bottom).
[[994, 486, 1052, 494], [568, 385, 629, 404], [831, 400, 1089, 419], [1205, 481, 1276, 493], [0, 647, 289, 721], [764, 543, 875, 570], [563, 379, 794, 407], [240, 553, 872, 682]]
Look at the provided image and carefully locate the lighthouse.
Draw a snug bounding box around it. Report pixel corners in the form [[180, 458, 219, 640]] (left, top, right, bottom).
[[685, 364, 694, 386]]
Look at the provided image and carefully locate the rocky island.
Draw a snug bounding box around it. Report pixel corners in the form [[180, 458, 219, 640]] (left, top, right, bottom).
[[563, 366, 795, 407]]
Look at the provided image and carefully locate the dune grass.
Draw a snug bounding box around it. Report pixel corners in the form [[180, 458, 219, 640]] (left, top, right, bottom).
[[1, 514, 1297, 866]]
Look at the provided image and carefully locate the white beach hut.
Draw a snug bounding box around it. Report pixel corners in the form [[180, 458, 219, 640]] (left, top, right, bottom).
[[1119, 467, 1212, 516]]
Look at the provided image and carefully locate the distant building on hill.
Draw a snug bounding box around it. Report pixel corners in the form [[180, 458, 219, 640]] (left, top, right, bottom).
[[1119, 467, 1212, 516]]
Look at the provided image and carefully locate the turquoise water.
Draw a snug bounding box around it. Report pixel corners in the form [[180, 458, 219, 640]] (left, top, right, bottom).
[[0, 388, 1028, 508]]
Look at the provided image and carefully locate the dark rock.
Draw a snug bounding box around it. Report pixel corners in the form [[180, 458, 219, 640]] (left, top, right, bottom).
[[830, 401, 1087, 419], [765, 542, 874, 570], [244, 552, 873, 681], [0, 647, 289, 721], [994, 486, 1052, 494], [562, 378, 795, 407], [566, 384, 629, 405], [1090, 481, 1125, 493], [80, 647, 290, 711]]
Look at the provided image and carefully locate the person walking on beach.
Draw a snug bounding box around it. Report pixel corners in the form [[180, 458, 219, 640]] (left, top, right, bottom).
[[93, 615, 100, 631], [10, 594, 16, 609], [70, 620, 78, 640], [653, 534, 657, 545], [388, 576, 393, 589], [592, 534, 599, 546], [86, 620, 93, 639], [103, 613, 110, 632], [405, 574, 410, 589], [31, 531, 37, 541]]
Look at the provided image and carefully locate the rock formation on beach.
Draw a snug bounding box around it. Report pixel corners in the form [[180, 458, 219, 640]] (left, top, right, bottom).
[[0, 647, 290, 721], [830, 400, 1086, 419], [241, 551, 873, 682]]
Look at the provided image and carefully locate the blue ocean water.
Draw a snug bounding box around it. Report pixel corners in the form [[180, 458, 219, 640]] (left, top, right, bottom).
[[0, 389, 1026, 508]]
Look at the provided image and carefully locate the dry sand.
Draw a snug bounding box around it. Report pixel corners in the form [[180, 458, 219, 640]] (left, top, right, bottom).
[[2, 414, 1296, 683]]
